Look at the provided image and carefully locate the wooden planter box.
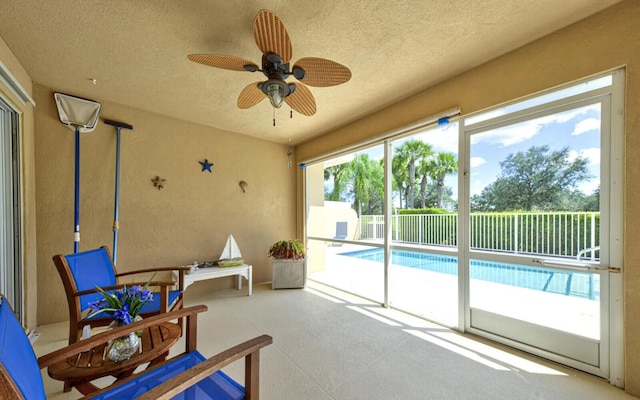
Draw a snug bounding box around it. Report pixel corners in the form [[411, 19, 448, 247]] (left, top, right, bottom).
[[271, 259, 307, 289]]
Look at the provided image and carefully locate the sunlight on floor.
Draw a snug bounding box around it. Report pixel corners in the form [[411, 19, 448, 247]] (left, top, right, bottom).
[[346, 306, 403, 327], [306, 280, 567, 376], [404, 329, 511, 371], [427, 330, 567, 375]]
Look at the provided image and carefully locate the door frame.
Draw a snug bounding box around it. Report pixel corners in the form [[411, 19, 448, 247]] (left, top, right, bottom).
[[0, 96, 23, 324], [458, 69, 624, 385]]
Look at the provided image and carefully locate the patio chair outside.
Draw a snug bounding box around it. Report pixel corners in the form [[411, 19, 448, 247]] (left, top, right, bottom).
[[52, 246, 191, 345], [0, 294, 272, 399], [333, 221, 348, 240]]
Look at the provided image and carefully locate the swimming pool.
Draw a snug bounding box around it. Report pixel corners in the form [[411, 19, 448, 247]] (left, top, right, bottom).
[[340, 248, 599, 300]]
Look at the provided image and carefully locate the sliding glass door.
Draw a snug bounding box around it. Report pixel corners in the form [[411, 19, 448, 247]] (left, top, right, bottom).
[[0, 97, 22, 322], [461, 71, 623, 379], [303, 70, 623, 382], [388, 124, 459, 326]]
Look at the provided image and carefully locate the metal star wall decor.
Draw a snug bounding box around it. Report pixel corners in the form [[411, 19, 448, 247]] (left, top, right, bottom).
[[151, 175, 166, 190], [199, 159, 213, 173]]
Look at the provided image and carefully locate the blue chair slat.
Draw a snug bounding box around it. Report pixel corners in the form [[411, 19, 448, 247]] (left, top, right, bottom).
[[91, 351, 244, 400], [84, 290, 182, 320], [0, 298, 46, 400], [138, 290, 183, 314], [66, 248, 118, 311]]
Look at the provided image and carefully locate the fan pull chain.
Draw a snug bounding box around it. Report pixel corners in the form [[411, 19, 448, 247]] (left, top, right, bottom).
[[290, 109, 293, 119], [273, 107, 276, 127]]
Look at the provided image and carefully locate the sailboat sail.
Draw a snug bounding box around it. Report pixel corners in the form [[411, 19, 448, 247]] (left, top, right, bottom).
[[218, 234, 244, 267]]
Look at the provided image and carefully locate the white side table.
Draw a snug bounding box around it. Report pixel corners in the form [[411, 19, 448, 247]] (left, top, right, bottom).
[[173, 264, 252, 296]]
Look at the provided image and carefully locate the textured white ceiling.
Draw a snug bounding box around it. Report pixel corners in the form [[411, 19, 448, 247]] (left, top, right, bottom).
[[0, 0, 621, 144]]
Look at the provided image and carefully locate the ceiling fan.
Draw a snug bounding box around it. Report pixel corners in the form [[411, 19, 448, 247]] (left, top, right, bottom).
[[187, 9, 351, 117]]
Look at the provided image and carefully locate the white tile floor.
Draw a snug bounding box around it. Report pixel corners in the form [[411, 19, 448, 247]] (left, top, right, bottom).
[[35, 280, 635, 400]]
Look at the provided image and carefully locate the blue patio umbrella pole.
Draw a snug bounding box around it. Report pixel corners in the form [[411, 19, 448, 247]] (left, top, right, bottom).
[[104, 119, 133, 266]]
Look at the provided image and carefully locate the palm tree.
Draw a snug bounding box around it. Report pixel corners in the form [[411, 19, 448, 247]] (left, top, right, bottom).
[[416, 158, 431, 208], [324, 164, 350, 201], [428, 152, 458, 208], [346, 154, 383, 216], [326, 155, 384, 215], [394, 140, 433, 208], [392, 155, 409, 208]]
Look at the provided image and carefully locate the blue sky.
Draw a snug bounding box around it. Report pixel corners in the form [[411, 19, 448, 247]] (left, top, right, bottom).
[[339, 101, 601, 204], [469, 103, 601, 198], [327, 74, 610, 206]]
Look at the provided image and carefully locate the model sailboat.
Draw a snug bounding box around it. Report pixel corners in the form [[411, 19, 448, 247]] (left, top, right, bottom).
[[217, 234, 245, 267]]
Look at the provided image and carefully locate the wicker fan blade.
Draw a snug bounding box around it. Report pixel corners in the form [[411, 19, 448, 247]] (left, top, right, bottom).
[[253, 9, 292, 63], [285, 83, 316, 116], [187, 54, 258, 72], [294, 57, 352, 87], [237, 82, 266, 109]]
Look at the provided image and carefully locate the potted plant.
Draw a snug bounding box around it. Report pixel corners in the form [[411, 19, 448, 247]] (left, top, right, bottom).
[[87, 274, 155, 361], [268, 239, 307, 289]]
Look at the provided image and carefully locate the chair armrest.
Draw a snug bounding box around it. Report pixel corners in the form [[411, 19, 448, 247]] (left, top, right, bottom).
[[135, 280, 178, 289], [115, 266, 190, 278], [136, 334, 273, 400], [37, 305, 208, 369], [117, 267, 188, 291]]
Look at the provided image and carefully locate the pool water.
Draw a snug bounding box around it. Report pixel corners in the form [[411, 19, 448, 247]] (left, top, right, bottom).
[[340, 249, 599, 300]]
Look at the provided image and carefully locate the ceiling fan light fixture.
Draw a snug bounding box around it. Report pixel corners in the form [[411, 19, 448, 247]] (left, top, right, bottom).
[[266, 80, 286, 108]]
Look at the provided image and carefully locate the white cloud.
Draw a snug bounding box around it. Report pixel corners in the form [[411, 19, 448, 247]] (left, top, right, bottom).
[[537, 103, 599, 125], [413, 122, 459, 153], [470, 157, 487, 168], [470, 178, 487, 196], [578, 179, 599, 195], [581, 148, 601, 165], [571, 118, 600, 136], [568, 148, 600, 165], [470, 122, 541, 147], [470, 103, 600, 148]]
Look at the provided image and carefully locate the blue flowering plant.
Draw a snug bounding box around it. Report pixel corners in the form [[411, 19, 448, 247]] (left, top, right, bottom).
[[87, 273, 156, 329]]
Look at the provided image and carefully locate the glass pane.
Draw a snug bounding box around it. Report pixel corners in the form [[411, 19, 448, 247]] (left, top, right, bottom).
[[469, 259, 600, 339], [469, 103, 601, 259], [388, 122, 459, 327], [465, 75, 611, 126], [309, 240, 384, 303], [306, 144, 385, 302], [468, 101, 602, 339], [0, 101, 20, 321], [390, 249, 458, 326]]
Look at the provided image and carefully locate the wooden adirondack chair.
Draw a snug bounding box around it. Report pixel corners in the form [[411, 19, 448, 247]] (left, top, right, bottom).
[[0, 294, 272, 399], [53, 246, 191, 344]]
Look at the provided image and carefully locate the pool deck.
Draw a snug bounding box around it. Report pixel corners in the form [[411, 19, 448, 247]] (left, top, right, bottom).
[[309, 243, 600, 339]]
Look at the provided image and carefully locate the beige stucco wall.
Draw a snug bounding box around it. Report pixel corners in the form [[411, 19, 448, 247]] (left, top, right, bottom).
[[297, 0, 640, 395], [0, 36, 37, 330], [33, 84, 297, 325], [1, 0, 640, 396]]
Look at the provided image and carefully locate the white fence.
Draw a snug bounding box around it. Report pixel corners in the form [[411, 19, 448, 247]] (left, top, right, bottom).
[[359, 212, 599, 260]]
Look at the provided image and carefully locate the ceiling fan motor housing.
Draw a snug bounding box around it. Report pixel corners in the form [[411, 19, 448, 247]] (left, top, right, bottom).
[[258, 52, 302, 105], [262, 53, 296, 80]]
